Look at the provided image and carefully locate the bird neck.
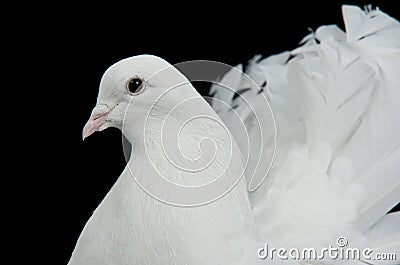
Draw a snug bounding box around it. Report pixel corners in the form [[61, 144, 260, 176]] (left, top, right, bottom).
[[127, 109, 230, 188], [123, 91, 232, 182], [122, 94, 248, 205]]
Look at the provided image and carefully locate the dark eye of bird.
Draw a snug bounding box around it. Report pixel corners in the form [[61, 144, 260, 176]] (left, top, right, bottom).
[[127, 78, 143, 94]]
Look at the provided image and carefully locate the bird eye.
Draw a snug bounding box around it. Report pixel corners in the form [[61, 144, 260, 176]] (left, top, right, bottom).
[[127, 77, 144, 94]]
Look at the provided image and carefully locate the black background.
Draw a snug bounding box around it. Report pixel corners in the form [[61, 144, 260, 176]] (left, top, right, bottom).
[[41, 1, 400, 263]]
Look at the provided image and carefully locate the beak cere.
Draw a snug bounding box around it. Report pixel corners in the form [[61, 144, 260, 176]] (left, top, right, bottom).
[[82, 105, 112, 140]]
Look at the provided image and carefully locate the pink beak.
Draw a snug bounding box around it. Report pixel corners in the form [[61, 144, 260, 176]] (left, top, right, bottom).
[[82, 105, 113, 140]]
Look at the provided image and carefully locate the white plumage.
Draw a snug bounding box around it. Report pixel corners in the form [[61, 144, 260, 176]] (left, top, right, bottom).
[[70, 5, 399, 265], [211, 5, 400, 264]]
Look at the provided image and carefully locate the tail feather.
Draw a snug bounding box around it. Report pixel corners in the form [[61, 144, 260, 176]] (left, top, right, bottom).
[[210, 64, 243, 113], [361, 212, 400, 264], [209, 4, 400, 257], [356, 142, 400, 231]]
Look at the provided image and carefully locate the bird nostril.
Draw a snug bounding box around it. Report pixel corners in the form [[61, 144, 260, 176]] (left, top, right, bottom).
[[92, 112, 105, 121], [91, 111, 110, 121], [90, 104, 112, 120]]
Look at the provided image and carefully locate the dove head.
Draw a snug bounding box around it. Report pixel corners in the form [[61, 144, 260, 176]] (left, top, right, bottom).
[[82, 55, 201, 143]]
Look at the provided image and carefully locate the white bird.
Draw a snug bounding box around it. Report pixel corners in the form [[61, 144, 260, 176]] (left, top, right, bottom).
[[71, 55, 280, 265], [69, 5, 400, 265]]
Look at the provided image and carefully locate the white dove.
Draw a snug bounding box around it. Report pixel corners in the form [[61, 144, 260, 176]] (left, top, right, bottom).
[[70, 55, 281, 265], [69, 5, 400, 265]]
